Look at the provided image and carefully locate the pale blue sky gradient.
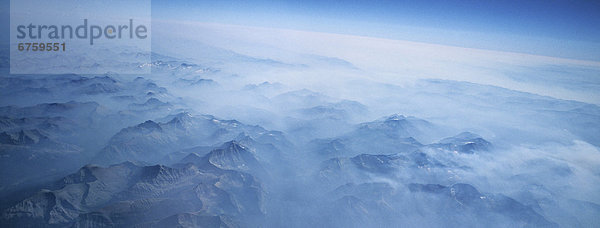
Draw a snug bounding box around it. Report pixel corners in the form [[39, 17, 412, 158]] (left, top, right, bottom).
[[2, 0, 600, 61], [151, 0, 600, 61]]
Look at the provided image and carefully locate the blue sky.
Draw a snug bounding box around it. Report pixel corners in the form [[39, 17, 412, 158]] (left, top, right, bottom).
[[151, 0, 600, 61], [154, 0, 600, 41], [2, 0, 600, 61]]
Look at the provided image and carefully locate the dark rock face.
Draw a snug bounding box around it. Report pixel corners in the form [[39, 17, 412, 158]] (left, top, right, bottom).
[[0, 129, 48, 145], [205, 141, 261, 171], [178, 141, 268, 179], [92, 112, 290, 166], [308, 138, 347, 159], [0, 161, 264, 227], [318, 150, 445, 186], [429, 132, 492, 154], [307, 114, 435, 158], [408, 183, 558, 228], [350, 154, 402, 174], [0, 133, 85, 191], [0, 105, 562, 228], [1, 60, 593, 228], [310, 181, 557, 228], [354, 114, 435, 143]]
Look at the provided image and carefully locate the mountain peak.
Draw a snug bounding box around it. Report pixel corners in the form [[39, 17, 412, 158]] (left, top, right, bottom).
[[385, 114, 407, 121], [0, 129, 48, 145], [358, 113, 423, 137], [434, 132, 492, 154], [235, 132, 252, 140], [144, 97, 163, 105], [204, 141, 262, 174], [221, 140, 246, 151], [137, 120, 162, 131], [167, 112, 195, 128], [442, 132, 481, 142]]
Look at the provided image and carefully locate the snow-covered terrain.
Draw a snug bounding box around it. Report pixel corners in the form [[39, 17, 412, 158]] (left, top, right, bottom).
[[1, 21, 599, 227]]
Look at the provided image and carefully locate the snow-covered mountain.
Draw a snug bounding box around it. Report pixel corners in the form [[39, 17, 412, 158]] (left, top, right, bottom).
[[2, 158, 264, 227], [2, 34, 599, 228], [93, 112, 291, 166]]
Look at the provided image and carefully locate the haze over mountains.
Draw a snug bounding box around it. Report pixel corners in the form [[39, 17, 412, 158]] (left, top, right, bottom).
[[1, 22, 599, 227]]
